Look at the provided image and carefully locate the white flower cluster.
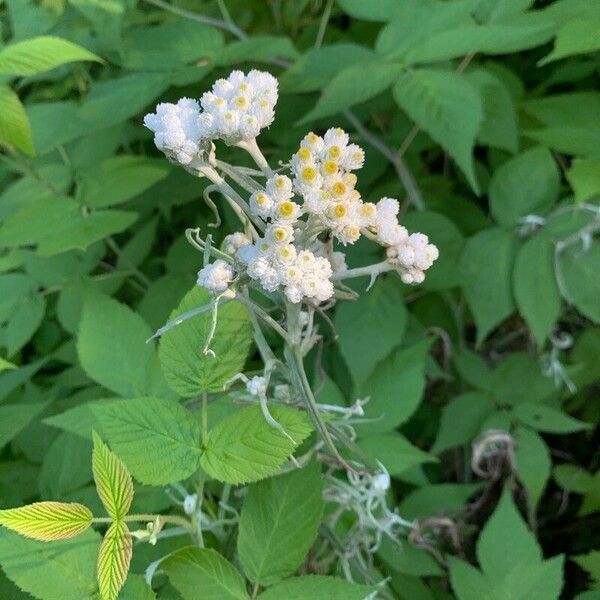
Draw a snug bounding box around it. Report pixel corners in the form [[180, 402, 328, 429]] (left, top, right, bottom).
[[375, 198, 439, 284], [196, 259, 234, 294], [143, 70, 278, 164], [289, 129, 374, 246], [143, 98, 205, 165]]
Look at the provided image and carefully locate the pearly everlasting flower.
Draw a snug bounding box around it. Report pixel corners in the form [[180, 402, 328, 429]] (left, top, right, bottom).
[[143, 98, 204, 165], [223, 232, 251, 256], [249, 191, 274, 219], [246, 376, 267, 396], [197, 259, 235, 294], [266, 174, 293, 201]]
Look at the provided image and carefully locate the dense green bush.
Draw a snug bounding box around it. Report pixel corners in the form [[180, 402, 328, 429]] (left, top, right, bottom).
[[0, 1, 598, 599]]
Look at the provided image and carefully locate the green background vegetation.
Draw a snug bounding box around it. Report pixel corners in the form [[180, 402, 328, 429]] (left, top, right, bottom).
[[0, 0, 599, 599]]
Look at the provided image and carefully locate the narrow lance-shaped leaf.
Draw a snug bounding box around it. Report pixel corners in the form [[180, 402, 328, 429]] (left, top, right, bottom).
[[92, 432, 134, 521], [97, 520, 133, 600], [0, 501, 93, 541]]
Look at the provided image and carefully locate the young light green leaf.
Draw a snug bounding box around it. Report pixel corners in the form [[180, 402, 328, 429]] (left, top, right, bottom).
[[97, 521, 132, 600], [159, 286, 253, 396], [92, 397, 202, 486], [0, 36, 101, 76], [513, 234, 561, 347], [258, 575, 375, 599], [460, 227, 517, 344], [92, 432, 134, 520], [356, 340, 430, 435], [0, 502, 93, 541], [515, 426, 551, 508], [162, 547, 248, 600], [238, 462, 323, 586], [0, 529, 100, 600], [78, 293, 170, 398], [489, 147, 559, 228], [335, 277, 406, 388], [0, 85, 34, 155], [200, 405, 312, 485]]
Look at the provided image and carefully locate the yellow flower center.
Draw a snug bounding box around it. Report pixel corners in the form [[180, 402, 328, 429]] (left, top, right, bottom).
[[278, 201, 295, 218], [255, 193, 267, 206], [332, 181, 347, 196], [274, 176, 287, 188], [273, 228, 287, 241], [328, 145, 341, 160], [323, 160, 338, 175], [235, 96, 248, 108], [333, 203, 347, 219], [297, 147, 311, 161], [301, 167, 317, 182]]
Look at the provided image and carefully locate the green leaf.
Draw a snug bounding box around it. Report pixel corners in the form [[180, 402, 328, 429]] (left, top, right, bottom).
[[335, 277, 406, 387], [460, 227, 517, 343], [0, 529, 100, 600], [79, 156, 170, 209], [0, 36, 101, 76], [477, 487, 542, 580], [572, 552, 600, 589], [489, 147, 559, 228], [337, 0, 403, 21], [0, 196, 137, 255], [512, 403, 590, 433], [0, 357, 16, 371], [449, 557, 493, 600], [92, 397, 202, 486], [393, 69, 483, 193], [280, 44, 374, 93], [453, 348, 493, 391], [0, 85, 34, 155], [432, 392, 496, 454], [299, 61, 402, 123], [540, 16, 600, 64], [554, 465, 600, 516], [559, 243, 600, 323], [359, 432, 436, 476], [163, 547, 248, 600], [466, 69, 518, 153], [159, 286, 253, 396], [215, 36, 299, 66], [515, 426, 551, 507], [97, 520, 132, 600], [404, 22, 553, 64], [356, 341, 430, 435], [567, 158, 600, 203], [200, 405, 312, 485], [238, 462, 323, 586], [398, 483, 482, 520], [513, 234, 561, 346], [78, 293, 169, 398], [0, 502, 92, 541], [257, 575, 375, 599], [118, 575, 156, 600], [92, 432, 134, 520], [0, 401, 49, 450]]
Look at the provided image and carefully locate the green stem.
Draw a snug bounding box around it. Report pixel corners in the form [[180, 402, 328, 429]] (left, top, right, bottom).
[[92, 514, 192, 530]]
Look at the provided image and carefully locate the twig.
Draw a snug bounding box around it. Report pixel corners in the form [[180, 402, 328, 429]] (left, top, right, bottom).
[[314, 0, 334, 49]]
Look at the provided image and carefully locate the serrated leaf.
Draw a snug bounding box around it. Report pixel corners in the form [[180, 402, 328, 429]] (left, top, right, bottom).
[[356, 340, 430, 435], [477, 487, 542, 580], [0, 84, 34, 155], [92, 397, 202, 486], [513, 234, 561, 347], [163, 547, 248, 600], [159, 286, 253, 396], [78, 293, 170, 398], [449, 557, 493, 600], [0, 36, 101, 76], [299, 61, 402, 123], [460, 227, 517, 344], [393, 68, 483, 193], [200, 405, 312, 485], [97, 521, 132, 600], [335, 277, 406, 388], [238, 462, 323, 586], [0, 529, 100, 600], [92, 432, 133, 520], [257, 575, 375, 600], [489, 147, 559, 228], [0, 502, 92, 541]]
